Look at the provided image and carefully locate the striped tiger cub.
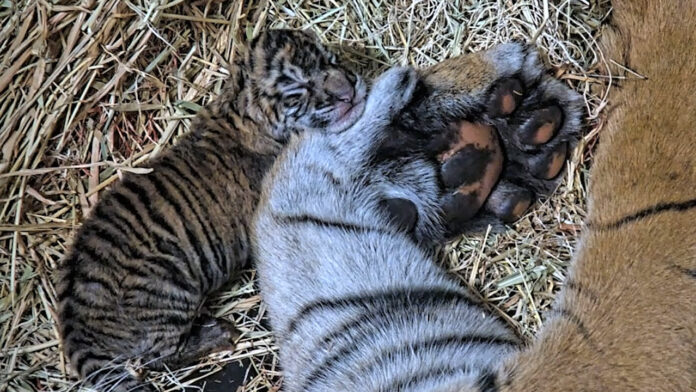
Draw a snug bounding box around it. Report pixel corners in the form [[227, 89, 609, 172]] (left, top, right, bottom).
[[55, 29, 368, 392], [253, 43, 583, 391]]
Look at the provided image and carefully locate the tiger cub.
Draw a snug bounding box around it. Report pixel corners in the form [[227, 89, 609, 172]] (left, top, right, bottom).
[[253, 43, 582, 391], [55, 29, 368, 391]]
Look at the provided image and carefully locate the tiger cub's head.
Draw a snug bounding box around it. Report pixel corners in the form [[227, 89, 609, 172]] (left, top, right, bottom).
[[245, 29, 367, 140]]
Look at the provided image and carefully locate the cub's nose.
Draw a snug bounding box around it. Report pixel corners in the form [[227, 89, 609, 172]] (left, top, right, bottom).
[[325, 70, 355, 103]]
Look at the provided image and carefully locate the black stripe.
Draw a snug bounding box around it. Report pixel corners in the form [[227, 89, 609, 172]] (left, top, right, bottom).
[[106, 192, 139, 225], [84, 223, 143, 266], [57, 258, 76, 302], [162, 159, 224, 207], [589, 198, 696, 230], [144, 175, 217, 284], [263, 35, 279, 73], [84, 312, 122, 324], [157, 169, 226, 275], [380, 363, 472, 392], [151, 233, 198, 283], [66, 334, 96, 349], [235, 65, 246, 92], [142, 255, 199, 295], [476, 369, 500, 392], [121, 179, 179, 238], [275, 213, 388, 235], [78, 228, 147, 278], [306, 163, 343, 187], [550, 307, 591, 341], [564, 279, 599, 304], [99, 202, 147, 246], [671, 264, 696, 278], [287, 288, 482, 335], [91, 325, 132, 342], [69, 291, 112, 311], [121, 280, 196, 310], [76, 350, 114, 376], [104, 191, 181, 263], [73, 270, 119, 297], [248, 36, 261, 65], [311, 291, 506, 364], [61, 323, 75, 340], [164, 171, 228, 275], [302, 333, 517, 392], [129, 308, 191, 326], [356, 334, 516, 379], [317, 311, 375, 348], [84, 215, 133, 256], [105, 193, 195, 282], [197, 144, 236, 172]]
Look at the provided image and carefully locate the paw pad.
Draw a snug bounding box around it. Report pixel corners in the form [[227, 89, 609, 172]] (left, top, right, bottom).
[[436, 73, 580, 236], [487, 78, 525, 117], [528, 142, 568, 180], [519, 105, 563, 145], [436, 121, 503, 236]]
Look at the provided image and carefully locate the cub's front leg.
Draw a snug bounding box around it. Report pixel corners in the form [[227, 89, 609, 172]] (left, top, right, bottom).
[[385, 42, 584, 239]]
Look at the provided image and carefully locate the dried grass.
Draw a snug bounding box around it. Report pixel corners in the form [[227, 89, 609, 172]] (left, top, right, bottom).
[[0, 1, 613, 391]]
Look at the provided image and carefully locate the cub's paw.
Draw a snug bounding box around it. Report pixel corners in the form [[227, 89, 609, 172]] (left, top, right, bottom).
[[174, 314, 241, 366], [194, 316, 241, 353], [431, 45, 583, 237]]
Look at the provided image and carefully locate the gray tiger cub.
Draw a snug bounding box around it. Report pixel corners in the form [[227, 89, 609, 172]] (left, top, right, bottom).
[[253, 43, 582, 391]]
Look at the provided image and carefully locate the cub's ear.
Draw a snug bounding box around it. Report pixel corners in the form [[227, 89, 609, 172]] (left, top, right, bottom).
[[299, 28, 319, 42]]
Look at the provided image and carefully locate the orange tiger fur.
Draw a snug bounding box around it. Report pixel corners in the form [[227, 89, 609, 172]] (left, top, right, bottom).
[[499, 1, 696, 390]]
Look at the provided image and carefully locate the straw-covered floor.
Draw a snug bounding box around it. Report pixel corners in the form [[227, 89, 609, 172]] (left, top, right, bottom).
[[0, 1, 614, 390]]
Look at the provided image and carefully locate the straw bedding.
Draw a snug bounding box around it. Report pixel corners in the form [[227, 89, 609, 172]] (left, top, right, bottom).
[[0, 1, 613, 390]]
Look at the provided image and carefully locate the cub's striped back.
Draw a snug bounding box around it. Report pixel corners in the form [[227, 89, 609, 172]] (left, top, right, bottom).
[[56, 29, 366, 392]]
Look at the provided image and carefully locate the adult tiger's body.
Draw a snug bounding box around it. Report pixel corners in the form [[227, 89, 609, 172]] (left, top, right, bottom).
[[56, 28, 578, 392], [499, 1, 696, 390]]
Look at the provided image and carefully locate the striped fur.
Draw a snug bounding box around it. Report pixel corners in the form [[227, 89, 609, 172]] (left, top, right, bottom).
[[497, 1, 696, 390], [56, 29, 366, 391], [256, 1, 696, 391], [252, 59, 576, 391]]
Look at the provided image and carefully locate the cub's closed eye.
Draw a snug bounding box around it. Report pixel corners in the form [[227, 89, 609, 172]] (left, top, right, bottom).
[[282, 86, 308, 101], [283, 95, 304, 108], [286, 100, 301, 108], [315, 102, 334, 110]]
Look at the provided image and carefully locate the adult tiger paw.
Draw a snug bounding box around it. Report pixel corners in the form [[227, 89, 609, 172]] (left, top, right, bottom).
[[395, 42, 584, 239]]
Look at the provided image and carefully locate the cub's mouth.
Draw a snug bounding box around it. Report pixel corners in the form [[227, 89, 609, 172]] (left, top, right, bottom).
[[325, 76, 367, 132]]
